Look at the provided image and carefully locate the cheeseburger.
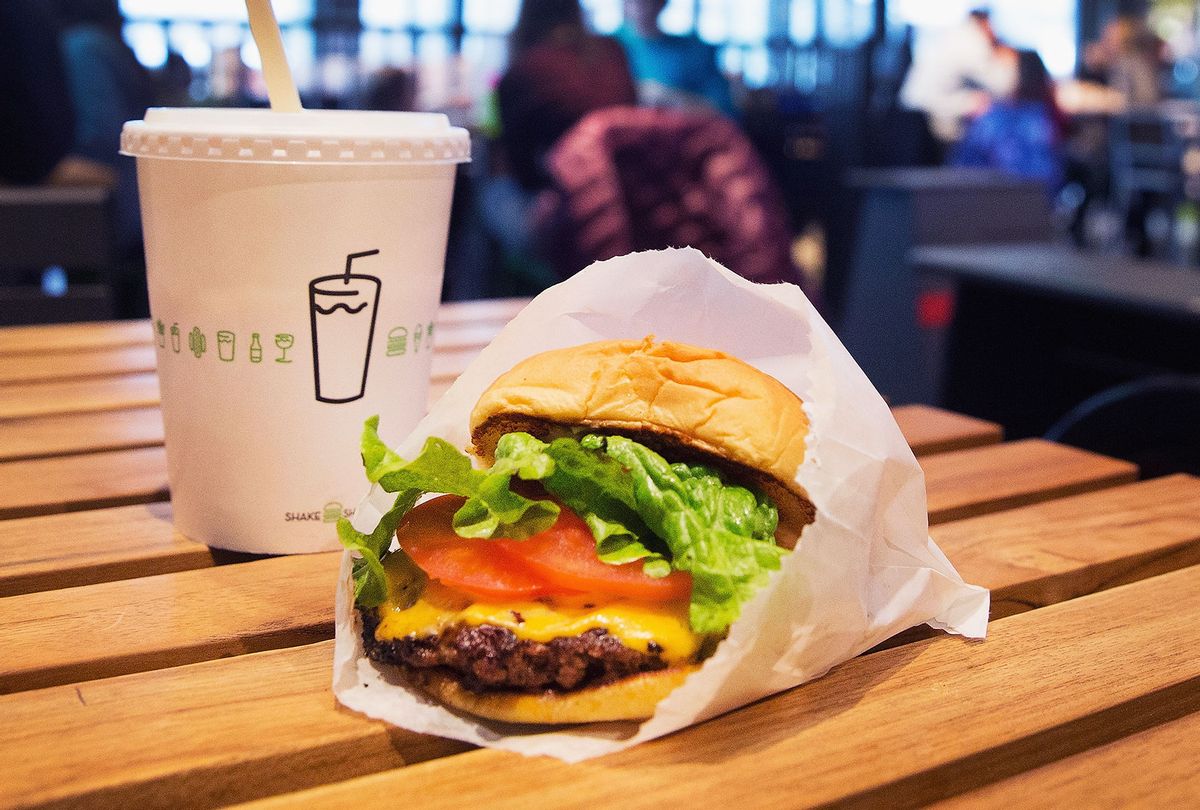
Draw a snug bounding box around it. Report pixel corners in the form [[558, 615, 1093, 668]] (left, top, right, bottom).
[[340, 338, 815, 724]]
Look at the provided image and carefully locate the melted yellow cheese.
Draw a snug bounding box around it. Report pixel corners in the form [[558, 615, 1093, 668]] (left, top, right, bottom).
[[375, 583, 701, 664]]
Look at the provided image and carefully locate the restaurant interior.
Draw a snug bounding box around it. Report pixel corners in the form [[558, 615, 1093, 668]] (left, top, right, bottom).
[[2, 0, 1198, 475], [5, 2, 1200, 804]]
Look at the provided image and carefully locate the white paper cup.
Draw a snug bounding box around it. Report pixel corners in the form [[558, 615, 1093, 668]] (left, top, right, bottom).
[[121, 108, 470, 553]]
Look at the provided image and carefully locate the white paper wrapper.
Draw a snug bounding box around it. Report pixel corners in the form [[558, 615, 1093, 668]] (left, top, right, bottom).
[[333, 248, 989, 761]]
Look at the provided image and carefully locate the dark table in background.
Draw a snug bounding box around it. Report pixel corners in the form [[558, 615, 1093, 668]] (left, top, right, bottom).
[[915, 243, 1200, 439], [836, 168, 1053, 405]]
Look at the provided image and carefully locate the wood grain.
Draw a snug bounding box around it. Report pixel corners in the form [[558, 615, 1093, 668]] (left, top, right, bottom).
[[923, 438, 1137, 524], [0, 343, 156, 385], [1, 494, 1197, 806], [0, 371, 160, 419], [0, 502, 242, 598], [0, 406, 164, 462], [4, 475, 1198, 703], [933, 474, 1200, 619], [891, 404, 1001, 455], [0, 641, 471, 810], [930, 710, 1200, 808], [0, 446, 169, 520], [0, 552, 339, 694], [236, 564, 1200, 810], [435, 297, 528, 325], [0, 413, 1030, 599], [0, 319, 151, 356], [6, 565, 1199, 810]]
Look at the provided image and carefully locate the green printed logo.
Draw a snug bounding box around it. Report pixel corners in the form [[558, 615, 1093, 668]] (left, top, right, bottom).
[[250, 333, 263, 363], [386, 326, 408, 356], [274, 333, 294, 363], [322, 501, 344, 523], [155, 319, 166, 347], [170, 323, 181, 353], [217, 330, 235, 362], [188, 327, 206, 358]]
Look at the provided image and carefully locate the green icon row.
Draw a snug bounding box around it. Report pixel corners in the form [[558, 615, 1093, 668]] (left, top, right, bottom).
[[155, 321, 292, 363], [385, 323, 435, 356], [153, 319, 435, 362]]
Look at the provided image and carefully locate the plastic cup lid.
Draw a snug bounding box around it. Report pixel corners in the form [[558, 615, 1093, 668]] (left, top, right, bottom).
[[121, 108, 471, 165]]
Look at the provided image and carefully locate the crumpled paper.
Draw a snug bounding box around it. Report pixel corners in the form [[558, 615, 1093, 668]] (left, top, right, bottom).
[[333, 247, 989, 761]]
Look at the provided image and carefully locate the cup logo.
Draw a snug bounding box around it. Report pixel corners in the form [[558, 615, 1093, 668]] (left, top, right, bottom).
[[308, 250, 382, 404]]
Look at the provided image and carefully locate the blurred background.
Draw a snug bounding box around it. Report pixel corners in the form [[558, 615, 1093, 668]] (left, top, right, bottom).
[[3, 0, 1199, 468]]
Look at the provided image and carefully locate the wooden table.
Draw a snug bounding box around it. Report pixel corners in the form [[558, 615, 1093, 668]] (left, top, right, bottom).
[[1, 301, 1197, 809]]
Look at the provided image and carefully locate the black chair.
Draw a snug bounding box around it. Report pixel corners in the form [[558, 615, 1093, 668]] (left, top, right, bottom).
[[0, 185, 118, 324], [1109, 113, 1188, 257], [1044, 375, 1200, 477]]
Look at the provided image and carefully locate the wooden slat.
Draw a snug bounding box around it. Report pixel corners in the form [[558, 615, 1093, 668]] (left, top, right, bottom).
[[0, 440, 1151, 596], [435, 297, 528, 325], [0, 353, 474, 420], [930, 710, 1200, 808], [2, 484, 1197, 807], [0, 553, 339, 694], [890, 404, 1001, 455], [0, 446, 169, 520], [0, 406, 164, 462], [0, 323, 504, 388], [923, 438, 1137, 525], [235, 565, 1200, 810], [0, 319, 151, 356], [4, 474, 1198, 704], [0, 402, 1005, 467], [0, 343, 156, 385], [0, 641, 471, 810], [0, 371, 160, 419], [0, 502, 248, 598], [933, 474, 1200, 619]]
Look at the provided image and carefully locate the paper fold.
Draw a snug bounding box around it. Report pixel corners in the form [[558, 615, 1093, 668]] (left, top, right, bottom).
[[334, 247, 989, 761]]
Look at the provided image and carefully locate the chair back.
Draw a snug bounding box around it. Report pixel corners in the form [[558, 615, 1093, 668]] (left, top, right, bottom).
[[545, 106, 801, 288]]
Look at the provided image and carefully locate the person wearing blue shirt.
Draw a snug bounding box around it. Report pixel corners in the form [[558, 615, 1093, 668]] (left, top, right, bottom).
[[616, 0, 736, 118], [952, 48, 1065, 195]]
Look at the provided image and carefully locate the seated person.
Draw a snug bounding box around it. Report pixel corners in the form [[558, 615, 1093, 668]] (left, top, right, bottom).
[[952, 49, 1065, 194], [616, 0, 736, 118]]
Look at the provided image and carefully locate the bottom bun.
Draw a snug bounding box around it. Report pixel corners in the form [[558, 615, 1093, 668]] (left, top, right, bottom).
[[406, 665, 700, 724]]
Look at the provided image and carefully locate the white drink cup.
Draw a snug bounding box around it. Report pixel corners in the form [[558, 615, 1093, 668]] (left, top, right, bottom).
[[121, 108, 470, 553]]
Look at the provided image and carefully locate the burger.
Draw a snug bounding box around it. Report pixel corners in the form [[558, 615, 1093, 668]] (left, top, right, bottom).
[[339, 337, 815, 724]]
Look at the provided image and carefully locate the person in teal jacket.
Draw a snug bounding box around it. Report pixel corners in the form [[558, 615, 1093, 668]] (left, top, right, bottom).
[[616, 0, 736, 118]]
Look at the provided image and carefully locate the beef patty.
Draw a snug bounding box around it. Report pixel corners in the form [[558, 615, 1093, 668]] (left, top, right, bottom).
[[360, 607, 668, 693]]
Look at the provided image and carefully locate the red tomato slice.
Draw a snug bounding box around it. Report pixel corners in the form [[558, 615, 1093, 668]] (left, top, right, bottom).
[[396, 493, 692, 603], [396, 495, 573, 601], [495, 506, 692, 603]]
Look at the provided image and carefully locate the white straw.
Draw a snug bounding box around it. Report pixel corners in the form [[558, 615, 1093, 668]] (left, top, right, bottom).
[[245, 0, 303, 112]]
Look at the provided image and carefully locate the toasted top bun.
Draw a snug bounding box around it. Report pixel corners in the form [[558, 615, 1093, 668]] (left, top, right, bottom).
[[407, 665, 699, 724], [470, 337, 816, 538]]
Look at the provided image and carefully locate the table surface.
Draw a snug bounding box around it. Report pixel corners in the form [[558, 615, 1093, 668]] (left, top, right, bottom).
[[1, 300, 1197, 809], [913, 243, 1200, 321]]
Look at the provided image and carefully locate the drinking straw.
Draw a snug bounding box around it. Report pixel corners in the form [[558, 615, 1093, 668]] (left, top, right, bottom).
[[245, 0, 303, 112]]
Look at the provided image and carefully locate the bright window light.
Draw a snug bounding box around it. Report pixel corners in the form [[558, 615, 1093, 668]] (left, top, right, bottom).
[[121, 0, 312, 23], [123, 22, 168, 67]]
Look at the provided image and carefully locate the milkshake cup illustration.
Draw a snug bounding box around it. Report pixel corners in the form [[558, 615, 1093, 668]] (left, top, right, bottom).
[[309, 250, 382, 404], [170, 323, 181, 353], [217, 331, 235, 362]]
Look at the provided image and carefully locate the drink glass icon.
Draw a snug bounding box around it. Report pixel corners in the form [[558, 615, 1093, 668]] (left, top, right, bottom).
[[217, 330, 235, 362], [275, 334, 294, 363], [308, 250, 382, 404]]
